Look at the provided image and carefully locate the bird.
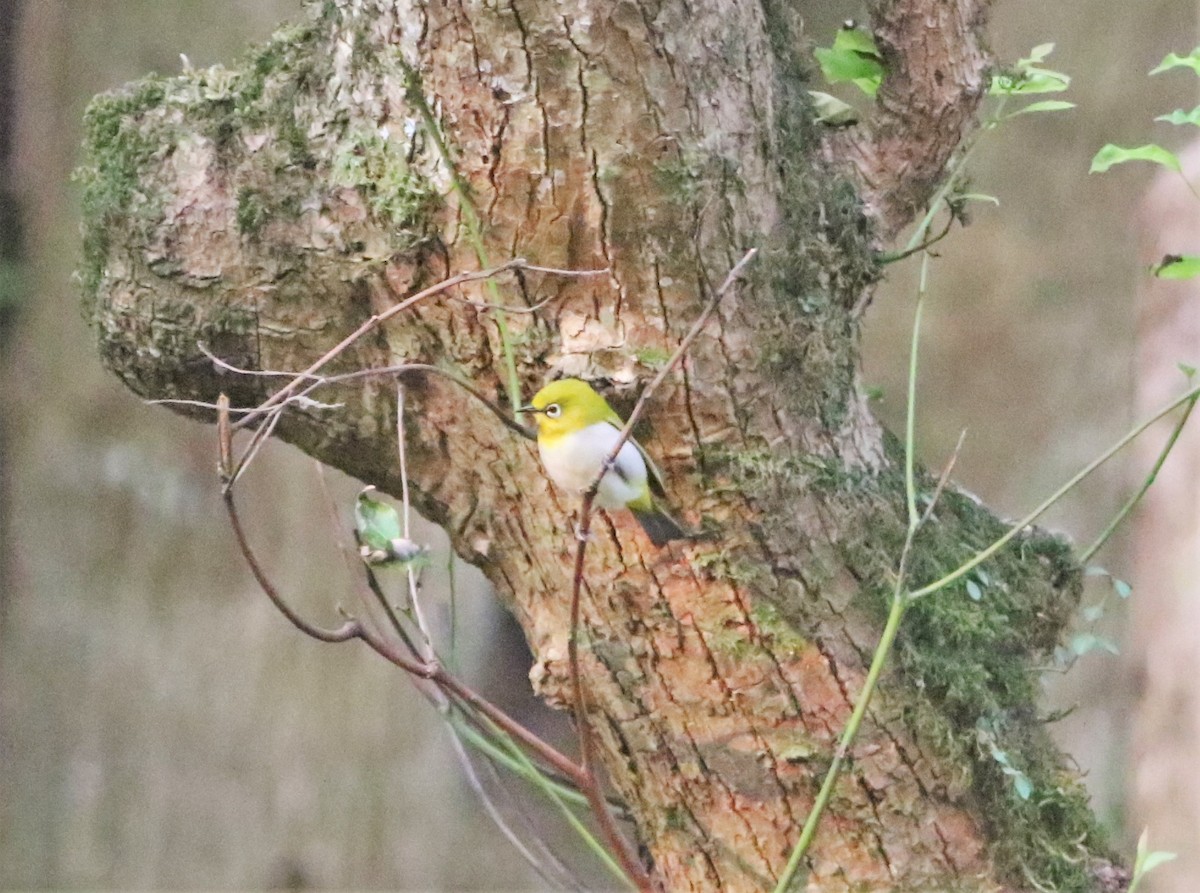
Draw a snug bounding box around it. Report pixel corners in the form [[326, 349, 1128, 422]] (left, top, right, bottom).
[[520, 379, 687, 547]]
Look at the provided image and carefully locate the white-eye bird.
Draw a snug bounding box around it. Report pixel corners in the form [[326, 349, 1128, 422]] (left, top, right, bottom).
[[520, 379, 687, 547]]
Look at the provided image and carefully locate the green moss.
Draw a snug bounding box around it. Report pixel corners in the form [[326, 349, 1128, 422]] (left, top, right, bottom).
[[76, 79, 173, 303], [663, 807, 690, 832], [691, 8, 1111, 854], [749, 2, 881, 428], [235, 187, 269, 236], [750, 600, 809, 656], [329, 128, 436, 236], [654, 149, 742, 209], [689, 543, 768, 589], [791, 438, 1107, 890], [78, 14, 439, 314], [705, 627, 758, 660]]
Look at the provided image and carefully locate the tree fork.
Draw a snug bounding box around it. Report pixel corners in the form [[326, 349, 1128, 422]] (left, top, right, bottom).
[[80, 0, 1124, 889]]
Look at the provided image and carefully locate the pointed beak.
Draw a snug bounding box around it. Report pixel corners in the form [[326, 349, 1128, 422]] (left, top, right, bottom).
[[517, 404, 539, 414]]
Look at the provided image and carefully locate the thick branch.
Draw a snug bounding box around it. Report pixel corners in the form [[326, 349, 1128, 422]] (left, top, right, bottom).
[[825, 0, 993, 238]]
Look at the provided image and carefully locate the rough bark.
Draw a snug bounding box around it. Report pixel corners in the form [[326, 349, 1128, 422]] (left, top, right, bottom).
[[80, 0, 1120, 889], [827, 0, 992, 239]]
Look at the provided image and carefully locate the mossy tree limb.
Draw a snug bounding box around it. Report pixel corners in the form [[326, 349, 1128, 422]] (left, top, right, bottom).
[[81, 0, 1122, 889]]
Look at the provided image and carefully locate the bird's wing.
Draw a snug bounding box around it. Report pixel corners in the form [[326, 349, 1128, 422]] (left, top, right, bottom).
[[610, 422, 667, 498], [600, 413, 668, 498]]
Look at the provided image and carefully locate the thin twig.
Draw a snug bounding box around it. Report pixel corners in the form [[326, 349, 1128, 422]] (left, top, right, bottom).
[[1079, 393, 1198, 564], [447, 728, 586, 891], [218, 396, 586, 788], [234, 259, 537, 432], [877, 212, 955, 265], [449, 263, 609, 314], [610, 248, 759, 452], [187, 357, 534, 442], [390, 381, 593, 879], [909, 379, 1200, 600], [223, 490, 365, 644], [361, 563, 425, 658], [564, 248, 759, 892], [918, 429, 967, 528], [395, 383, 435, 659]]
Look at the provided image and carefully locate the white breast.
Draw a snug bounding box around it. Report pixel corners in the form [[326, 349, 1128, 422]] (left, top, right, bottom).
[[539, 421, 647, 510]]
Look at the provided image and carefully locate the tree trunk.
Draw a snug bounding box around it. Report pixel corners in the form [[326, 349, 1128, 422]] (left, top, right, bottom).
[[80, 0, 1123, 889]]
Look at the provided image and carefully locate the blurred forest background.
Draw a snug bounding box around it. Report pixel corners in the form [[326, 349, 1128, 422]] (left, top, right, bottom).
[[1, 0, 1197, 889]]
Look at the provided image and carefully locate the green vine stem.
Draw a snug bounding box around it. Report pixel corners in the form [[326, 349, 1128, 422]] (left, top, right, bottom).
[[1079, 391, 1198, 564], [909, 381, 1200, 601], [407, 71, 523, 417]]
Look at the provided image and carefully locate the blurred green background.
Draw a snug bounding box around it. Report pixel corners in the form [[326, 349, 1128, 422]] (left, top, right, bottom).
[[1, 0, 1196, 888]]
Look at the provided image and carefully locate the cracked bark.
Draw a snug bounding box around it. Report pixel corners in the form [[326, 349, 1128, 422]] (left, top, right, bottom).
[[82, 0, 1125, 890]]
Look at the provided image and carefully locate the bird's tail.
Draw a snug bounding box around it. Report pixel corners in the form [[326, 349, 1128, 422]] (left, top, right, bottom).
[[631, 505, 688, 547]]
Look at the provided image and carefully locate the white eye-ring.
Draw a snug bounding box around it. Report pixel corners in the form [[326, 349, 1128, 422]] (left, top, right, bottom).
[[544, 403, 562, 419]]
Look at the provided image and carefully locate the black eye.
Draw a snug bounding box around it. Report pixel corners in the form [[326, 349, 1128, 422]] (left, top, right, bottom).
[[544, 403, 562, 418]]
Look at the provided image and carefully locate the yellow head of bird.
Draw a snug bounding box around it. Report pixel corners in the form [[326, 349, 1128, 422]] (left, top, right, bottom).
[[520, 379, 619, 441]]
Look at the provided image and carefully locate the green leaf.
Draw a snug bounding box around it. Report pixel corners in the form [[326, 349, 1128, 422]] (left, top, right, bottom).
[[1012, 773, 1033, 800], [1139, 850, 1179, 874], [1090, 143, 1181, 174], [1156, 106, 1200, 126], [808, 90, 859, 125], [1151, 48, 1200, 76], [956, 192, 1001, 206], [991, 44, 1070, 96], [1007, 99, 1076, 117], [990, 68, 1071, 95], [832, 24, 879, 57], [1084, 566, 1133, 598], [965, 578, 983, 601], [1152, 254, 1200, 279], [1179, 362, 1197, 380], [1070, 632, 1120, 657], [814, 25, 884, 96], [1137, 849, 1176, 873], [1132, 829, 1178, 893], [355, 487, 402, 551], [1020, 43, 1056, 66]]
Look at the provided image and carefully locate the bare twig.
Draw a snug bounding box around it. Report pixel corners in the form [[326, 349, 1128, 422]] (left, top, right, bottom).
[[234, 260, 530, 429], [395, 383, 434, 659], [612, 248, 759, 450], [223, 490, 364, 644], [216, 395, 586, 789], [918, 428, 967, 528], [450, 263, 609, 314], [361, 563, 425, 659], [564, 248, 759, 892], [447, 730, 586, 891], [174, 357, 534, 442]]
